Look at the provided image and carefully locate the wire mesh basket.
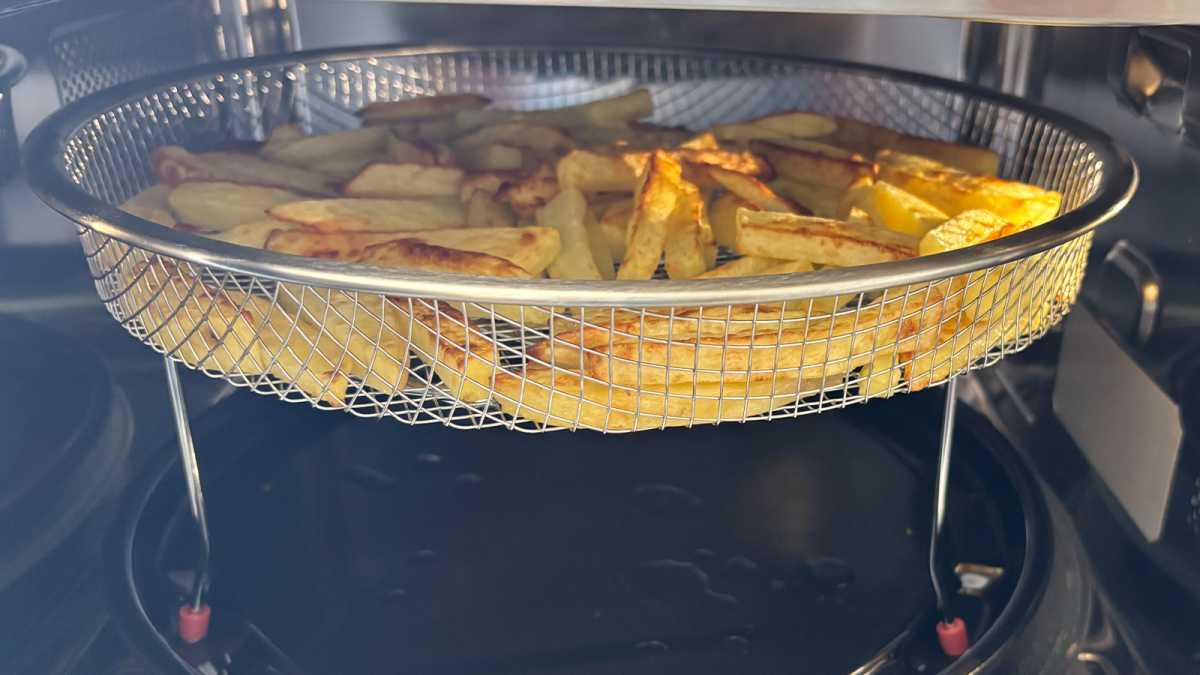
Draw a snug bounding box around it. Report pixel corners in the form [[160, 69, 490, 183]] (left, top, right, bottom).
[[24, 45, 1136, 433]]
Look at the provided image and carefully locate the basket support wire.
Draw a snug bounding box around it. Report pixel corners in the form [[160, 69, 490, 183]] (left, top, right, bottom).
[[164, 356, 211, 612], [930, 376, 960, 627]]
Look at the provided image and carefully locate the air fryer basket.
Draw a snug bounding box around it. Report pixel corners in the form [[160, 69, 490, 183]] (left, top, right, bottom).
[[24, 45, 1136, 433]]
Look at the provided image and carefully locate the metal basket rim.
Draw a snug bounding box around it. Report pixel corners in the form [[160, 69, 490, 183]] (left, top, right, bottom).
[[23, 43, 1137, 306]]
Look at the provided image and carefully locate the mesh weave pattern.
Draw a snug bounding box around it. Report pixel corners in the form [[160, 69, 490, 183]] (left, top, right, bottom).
[[57, 47, 1106, 432]]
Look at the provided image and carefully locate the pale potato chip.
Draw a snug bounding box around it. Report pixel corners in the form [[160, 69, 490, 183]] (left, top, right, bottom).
[[168, 181, 303, 231], [537, 188, 602, 280], [342, 163, 464, 199], [268, 198, 465, 232]]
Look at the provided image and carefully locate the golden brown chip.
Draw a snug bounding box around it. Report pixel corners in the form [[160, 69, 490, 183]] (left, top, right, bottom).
[[735, 210, 918, 266], [708, 166, 807, 214], [617, 150, 682, 280], [877, 150, 1061, 225], [750, 140, 876, 190], [268, 198, 465, 232], [496, 164, 560, 221]]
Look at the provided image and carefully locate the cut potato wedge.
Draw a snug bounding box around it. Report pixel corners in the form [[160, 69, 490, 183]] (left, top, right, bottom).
[[709, 192, 754, 249], [127, 272, 351, 405], [840, 178, 948, 238], [708, 167, 807, 214], [564, 122, 690, 151], [624, 148, 772, 179], [357, 94, 491, 124], [168, 181, 303, 231], [261, 124, 305, 156], [252, 299, 353, 406], [358, 239, 532, 278], [845, 206, 873, 226], [750, 140, 876, 190], [210, 219, 300, 248], [151, 146, 336, 196], [553, 293, 946, 387], [403, 302, 501, 402], [617, 150, 682, 280], [826, 116, 1000, 175], [264, 226, 560, 276], [890, 136, 1000, 176], [342, 162, 464, 199], [275, 286, 412, 394], [760, 260, 815, 275], [465, 191, 516, 228], [568, 89, 654, 128], [598, 199, 633, 259], [877, 150, 1061, 225], [309, 154, 386, 180], [455, 143, 524, 171], [679, 131, 720, 151], [120, 185, 176, 228], [260, 127, 388, 167], [557, 149, 638, 193], [493, 367, 822, 430], [663, 178, 708, 279], [695, 256, 787, 279], [453, 123, 574, 156], [268, 198, 465, 232], [584, 209, 617, 280], [918, 208, 1022, 256], [769, 179, 842, 219], [860, 350, 902, 398], [460, 170, 524, 200], [496, 164, 560, 220], [766, 137, 859, 159], [387, 116, 461, 141], [386, 135, 453, 166], [736, 209, 918, 266], [537, 188, 603, 280], [698, 202, 717, 270], [454, 89, 654, 134], [710, 111, 837, 142]]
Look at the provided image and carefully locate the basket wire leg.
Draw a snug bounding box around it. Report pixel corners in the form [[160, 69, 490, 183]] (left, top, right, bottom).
[[164, 356, 213, 641], [930, 376, 968, 656]]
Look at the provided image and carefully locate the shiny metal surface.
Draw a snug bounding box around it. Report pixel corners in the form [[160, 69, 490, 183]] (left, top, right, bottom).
[[1102, 240, 1160, 346], [1053, 306, 1183, 543], [163, 357, 210, 611], [930, 377, 959, 623], [354, 0, 1200, 26], [23, 44, 1135, 432]]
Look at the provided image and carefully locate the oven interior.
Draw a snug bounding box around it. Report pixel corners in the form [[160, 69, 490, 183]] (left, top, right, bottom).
[[0, 2, 1197, 674]]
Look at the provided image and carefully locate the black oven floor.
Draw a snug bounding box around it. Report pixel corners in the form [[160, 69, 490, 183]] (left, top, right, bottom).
[[115, 390, 1049, 675], [231, 414, 930, 674]]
